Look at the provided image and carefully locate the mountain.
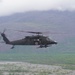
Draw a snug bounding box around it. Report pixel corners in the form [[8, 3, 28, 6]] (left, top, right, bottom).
[[0, 10, 75, 41], [0, 10, 75, 36], [0, 10, 75, 24]]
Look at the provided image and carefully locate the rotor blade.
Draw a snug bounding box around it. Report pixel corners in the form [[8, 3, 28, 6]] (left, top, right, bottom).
[[8, 29, 27, 33], [7, 29, 68, 35], [48, 32, 67, 34], [8, 29, 43, 34], [13, 30, 42, 34], [3, 29, 6, 33], [26, 31, 42, 34], [15, 30, 67, 34], [0, 29, 6, 34]]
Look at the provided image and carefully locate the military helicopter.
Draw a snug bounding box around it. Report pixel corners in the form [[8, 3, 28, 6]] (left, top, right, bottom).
[[0, 29, 57, 49]]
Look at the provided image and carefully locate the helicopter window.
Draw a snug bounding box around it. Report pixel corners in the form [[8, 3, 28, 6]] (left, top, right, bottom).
[[34, 39, 39, 41], [46, 37, 50, 41]]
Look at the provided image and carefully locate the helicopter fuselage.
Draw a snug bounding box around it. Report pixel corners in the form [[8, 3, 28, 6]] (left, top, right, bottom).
[[1, 33, 57, 48]]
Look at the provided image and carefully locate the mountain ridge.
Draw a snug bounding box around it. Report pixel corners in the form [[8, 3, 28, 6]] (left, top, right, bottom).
[[0, 10, 75, 24], [0, 10, 74, 36]]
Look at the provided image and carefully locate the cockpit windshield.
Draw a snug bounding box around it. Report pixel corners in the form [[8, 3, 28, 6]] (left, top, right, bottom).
[[46, 37, 50, 41]]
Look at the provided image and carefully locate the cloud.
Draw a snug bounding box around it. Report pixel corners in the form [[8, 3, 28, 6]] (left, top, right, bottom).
[[0, 0, 75, 16]]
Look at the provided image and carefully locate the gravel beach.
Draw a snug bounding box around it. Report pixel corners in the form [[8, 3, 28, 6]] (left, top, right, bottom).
[[0, 61, 75, 75]]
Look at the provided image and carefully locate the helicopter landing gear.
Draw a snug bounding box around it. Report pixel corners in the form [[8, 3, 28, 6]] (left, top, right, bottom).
[[11, 45, 15, 49], [39, 44, 48, 48]]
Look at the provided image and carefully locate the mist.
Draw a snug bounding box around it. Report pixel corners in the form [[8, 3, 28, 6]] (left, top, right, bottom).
[[0, 0, 75, 16]]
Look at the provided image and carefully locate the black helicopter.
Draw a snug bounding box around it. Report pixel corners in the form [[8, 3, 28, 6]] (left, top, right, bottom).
[[0, 30, 57, 49]]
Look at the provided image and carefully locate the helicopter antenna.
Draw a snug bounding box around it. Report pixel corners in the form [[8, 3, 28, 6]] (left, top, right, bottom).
[[8, 29, 44, 35]]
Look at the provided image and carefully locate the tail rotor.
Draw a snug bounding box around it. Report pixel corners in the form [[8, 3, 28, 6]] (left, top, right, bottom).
[[3, 29, 6, 34], [0, 29, 7, 42]]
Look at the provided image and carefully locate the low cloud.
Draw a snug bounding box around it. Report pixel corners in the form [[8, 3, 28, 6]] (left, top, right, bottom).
[[0, 0, 75, 16]]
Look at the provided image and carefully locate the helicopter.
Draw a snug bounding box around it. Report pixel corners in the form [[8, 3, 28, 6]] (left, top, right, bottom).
[[0, 30, 57, 49]]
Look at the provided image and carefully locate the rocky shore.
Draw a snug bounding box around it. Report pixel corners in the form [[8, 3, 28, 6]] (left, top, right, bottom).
[[0, 61, 75, 75]]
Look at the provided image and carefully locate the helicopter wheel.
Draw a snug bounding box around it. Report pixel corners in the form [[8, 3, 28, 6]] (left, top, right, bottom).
[[45, 45, 48, 48]]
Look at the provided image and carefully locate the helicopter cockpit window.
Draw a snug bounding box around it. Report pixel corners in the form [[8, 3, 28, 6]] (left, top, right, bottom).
[[46, 37, 50, 41]]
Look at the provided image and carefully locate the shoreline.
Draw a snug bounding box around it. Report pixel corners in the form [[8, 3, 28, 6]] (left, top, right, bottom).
[[0, 61, 75, 75]]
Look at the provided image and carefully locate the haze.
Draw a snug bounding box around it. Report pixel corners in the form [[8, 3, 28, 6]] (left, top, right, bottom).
[[0, 0, 75, 16]]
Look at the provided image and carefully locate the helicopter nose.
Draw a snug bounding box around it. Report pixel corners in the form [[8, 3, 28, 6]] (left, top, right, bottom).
[[49, 41, 57, 44], [54, 41, 57, 44]]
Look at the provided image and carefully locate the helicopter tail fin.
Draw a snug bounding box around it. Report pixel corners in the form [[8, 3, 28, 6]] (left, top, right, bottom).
[[1, 33, 10, 44]]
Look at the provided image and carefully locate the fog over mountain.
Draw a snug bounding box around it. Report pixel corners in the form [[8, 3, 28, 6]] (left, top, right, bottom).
[[0, 10, 75, 34], [0, 0, 75, 16], [0, 10, 75, 23]]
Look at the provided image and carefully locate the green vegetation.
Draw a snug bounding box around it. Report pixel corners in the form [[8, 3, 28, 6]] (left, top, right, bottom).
[[60, 64, 75, 70], [0, 37, 75, 70], [0, 52, 75, 70], [0, 62, 72, 75]]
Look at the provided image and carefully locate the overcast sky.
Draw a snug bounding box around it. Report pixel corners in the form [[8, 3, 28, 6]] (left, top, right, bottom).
[[0, 0, 75, 16]]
